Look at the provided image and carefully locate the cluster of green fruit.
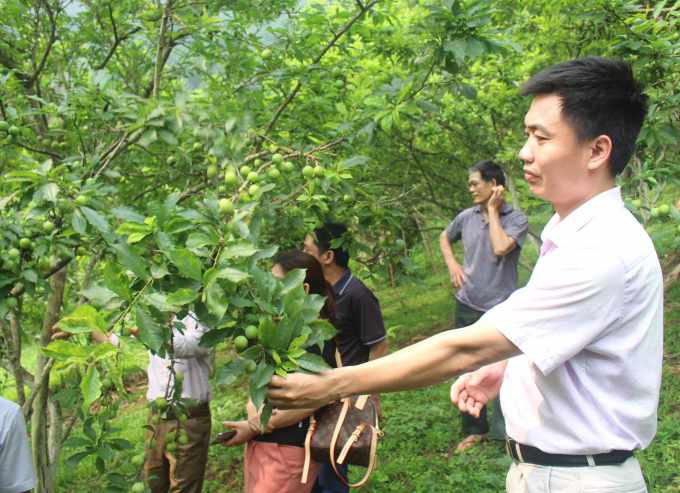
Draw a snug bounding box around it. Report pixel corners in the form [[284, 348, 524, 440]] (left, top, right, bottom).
[[649, 203, 671, 221], [94, 376, 121, 433], [319, 66, 346, 90], [0, 120, 20, 145], [42, 138, 69, 154], [233, 325, 259, 374]]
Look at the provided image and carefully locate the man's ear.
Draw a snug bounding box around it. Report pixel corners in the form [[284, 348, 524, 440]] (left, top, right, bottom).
[[587, 135, 613, 171], [489, 178, 497, 187], [303, 283, 310, 295], [324, 249, 335, 266]]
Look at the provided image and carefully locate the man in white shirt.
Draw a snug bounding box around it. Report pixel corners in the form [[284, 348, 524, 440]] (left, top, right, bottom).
[[0, 397, 38, 493], [53, 312, 213, 492], [267, 56, 659, 492]]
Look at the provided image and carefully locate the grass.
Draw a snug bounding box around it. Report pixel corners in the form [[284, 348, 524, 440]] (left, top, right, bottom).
[[17, 231, 680, 492]]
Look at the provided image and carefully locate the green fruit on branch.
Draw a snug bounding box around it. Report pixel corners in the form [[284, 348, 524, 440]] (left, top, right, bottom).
[[60, 142, 68, 152], [343, 195, 353, 203], [103, 422, 112, 431], [244, 360, 258, 374], [178, 429, 186, 436], [219, 185, 227, 193], [167, 443, 178, 453], [224, 172, 238, 185], [219, 199, 234, 215], [268, 168, 281, 180], [77, 246, 87, 256], [284, 162, 295, 173], [145, 438, 157, 448], [207, 164, 217, 180], [0, 121, 8, 132], [151, 415, 160, 425], [245, 325, 259, 339], [39, 260, 51, 272], [121, 327, 131, 336], [249, 184, 260, 196], [247, 171, 259, 183], [254, 158, 263, 167], [132, 483, 145, 493], [178, 436, 188, 446], [155, 397, 168, 410], [165, 432, 176, 443], [313, 178, 323, 189], [632, 199, 643, 208], [131, 455, 145, 467], [7, 125, 19, 137], [19, 238, 31, 249], [192, 142, 202, 152], [75, 196, 88, 207], [43, 221, 55, 234], [6, 297, 18, 309], [101, 378, 112, 389], [167, 156, 176, 165], [335, 79, 345, 89], [272, 153, 283, 164], [239, 191, 251, 203], [261, 49, 272, 60], [244, 138, 252, 147], [178, 413, 187, 423], [659, 204, 670, 216], [97, 407, 106, 416], [650, 208, 660, 219], [8, 248, 20, 260], [314, 166, 325, 178], [4, 260, 15, 270], [175, 373, 184, 383], [234, 335, 249, 351], [240, 165, 252, 176], [30, 242, 36, 251], [302, 166, 314, 178], [51, 141, 60, 151], [42, 138, 51, 148], [57, 250, 71, 260], [319, 71, 329, 80], [332, 67, 341, 77]]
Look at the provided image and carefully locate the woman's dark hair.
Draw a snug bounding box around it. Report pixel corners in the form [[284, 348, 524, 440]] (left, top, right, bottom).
[[274, 251, 338, 328], [520, 56, 648, 177]]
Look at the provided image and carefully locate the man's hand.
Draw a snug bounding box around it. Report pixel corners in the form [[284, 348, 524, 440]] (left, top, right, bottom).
[[267, 372, 336, 410], [51, 324, 71, 341], [370, 394, 383, 422], [487, 185, 507, 212], [447, 262, 466, 289], [246, 400, 277, 435], [450, 362, 506, 418], [221, 420, 257, 447]]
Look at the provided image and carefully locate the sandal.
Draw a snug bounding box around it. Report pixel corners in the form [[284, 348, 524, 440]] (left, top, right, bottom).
[[457, 433, 488, 452]]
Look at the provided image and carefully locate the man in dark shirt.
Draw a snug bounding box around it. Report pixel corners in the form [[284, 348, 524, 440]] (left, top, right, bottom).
[[303, 221, 388, 493], [440, 160, 529, 452]]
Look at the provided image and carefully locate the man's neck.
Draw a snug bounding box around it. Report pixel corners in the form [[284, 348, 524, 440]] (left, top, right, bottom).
[[324, 264, 347, 287], [552, 181, 617, 219]]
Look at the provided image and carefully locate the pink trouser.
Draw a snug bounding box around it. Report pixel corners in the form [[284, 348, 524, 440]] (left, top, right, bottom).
[[244, 441, 321, 493]]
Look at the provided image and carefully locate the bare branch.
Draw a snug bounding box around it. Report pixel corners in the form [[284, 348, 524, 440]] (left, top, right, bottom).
[[21, 358, 55, 420]]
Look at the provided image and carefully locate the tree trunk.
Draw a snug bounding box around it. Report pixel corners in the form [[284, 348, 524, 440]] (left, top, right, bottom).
[[32, 267, 67, 493], [505, 171, 542, 259]]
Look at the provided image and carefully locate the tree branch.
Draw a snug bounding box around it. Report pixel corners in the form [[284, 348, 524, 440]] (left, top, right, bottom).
[[21, 358, 55, 420]]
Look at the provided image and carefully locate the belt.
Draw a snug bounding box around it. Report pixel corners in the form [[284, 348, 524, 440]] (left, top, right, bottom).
[[507, 439, 635, 467], [164, 402, 210, 419]]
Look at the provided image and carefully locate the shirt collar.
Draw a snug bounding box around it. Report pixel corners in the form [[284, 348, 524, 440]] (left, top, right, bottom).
[[333, 268, 352, 294], [473, 202, 514, 215], [542, 186, 624, 249]]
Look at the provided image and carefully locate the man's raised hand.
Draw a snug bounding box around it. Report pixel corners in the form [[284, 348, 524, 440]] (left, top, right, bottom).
[[450, 362, 506, 418], [267, 372, 336, 410], [487, 185, 507, 212]]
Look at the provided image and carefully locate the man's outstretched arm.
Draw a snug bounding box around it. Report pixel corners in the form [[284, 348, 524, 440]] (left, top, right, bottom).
[[268, 320, 520, 409]]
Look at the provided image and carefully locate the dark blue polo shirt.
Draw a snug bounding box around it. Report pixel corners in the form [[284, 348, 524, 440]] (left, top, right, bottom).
[[333, 269, 386, 366], [446, 203, 529, 312]]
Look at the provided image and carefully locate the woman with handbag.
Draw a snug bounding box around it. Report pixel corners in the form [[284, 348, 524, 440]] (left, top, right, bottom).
[[221, 251, 338, 493]]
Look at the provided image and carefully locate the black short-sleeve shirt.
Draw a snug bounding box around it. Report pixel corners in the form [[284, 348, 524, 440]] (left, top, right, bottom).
[[333, 268, 387, 367]]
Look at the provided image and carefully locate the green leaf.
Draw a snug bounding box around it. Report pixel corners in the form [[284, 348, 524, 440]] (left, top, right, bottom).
[[198, 326, 233, 348], [34, 183, 59, 204], [94, 342, 120, 362], [166, 288, 201, 305], [80, 206, 110, 233], [205, 266, 251, 291], [205, 283, 229, 321], [296, 353, 332, 373], [81, 365, 102, 410], [41, 340, 92, 360], [215, 358, 249, 386], [104, 261, 132, 302], [111, 244, 147, 279], [284, 284, 306, 314], [276, 268, 306, 297], [97, 447, 115, 462], [106, 473, 128, 488], [258, 317, 277, 348], [248, 360, 269, 409], [63, 437, 93, 448], [220, 239, 260, 260], [133, 306, 164, 353], [111, 207, 145, 224], [78, 284, 117, 304], [256, 363, 277, 389], [65, 450, 95, 469], [251, 245, 279, 262], [260, 402, 274, 434], [165, 249, 203, 281], [58, 316, 105, 335], [273, 316, 294, 350], [340, 155, 369, 169]]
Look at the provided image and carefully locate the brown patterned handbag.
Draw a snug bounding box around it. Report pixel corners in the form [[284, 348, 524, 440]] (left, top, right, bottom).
[[301, 350, 380, 487]]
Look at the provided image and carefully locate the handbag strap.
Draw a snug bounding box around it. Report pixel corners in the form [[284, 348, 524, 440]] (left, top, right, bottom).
[[302, 413, 317, 484]]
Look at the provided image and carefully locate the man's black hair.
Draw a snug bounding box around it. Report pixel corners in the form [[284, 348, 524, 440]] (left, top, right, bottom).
[[520, 56, 648, 177], [468, 160, 506, 187], [313, 222, 350, 269]]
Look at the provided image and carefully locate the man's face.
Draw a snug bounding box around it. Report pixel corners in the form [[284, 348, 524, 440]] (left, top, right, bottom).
[[519, 93, 594, 205], [468, 171, 495, 205], [303, 235, 324, 264]]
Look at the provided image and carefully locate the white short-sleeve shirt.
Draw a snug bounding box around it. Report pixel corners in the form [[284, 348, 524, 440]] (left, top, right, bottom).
[[0, 397, 38, 493], [482, 186, 663, 455]]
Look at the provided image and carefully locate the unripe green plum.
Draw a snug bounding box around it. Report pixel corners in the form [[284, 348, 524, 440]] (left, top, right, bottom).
[[234, 335, 248, 351], [245, 325, 259, 339], [155, 397, 168, 409], [192, 142, 202, 152], [244, 360, 258, 374], [272, 153, 283, 164], [145, 438, 157, 448], [167, 156, 176, 165], [6, 297, 18, 309], [103, 422, 112, 431], [659, 204, 670, 216], [335, 79, 345, 89], [30, 242, 36, 251], [219, 198, 234, 215], [151, 415, 160, 425], [247, 171, 259, 183], [178, 436, 188, 446], [165, 432, 176, 443], [313, 178, 323, 189], [131, 455, 145, 467], [284, 162, 295, 173], [178, 413, 187, 423], [43, 221, 55, 234], [75, 196, 88, 207], [167, 443, 177, 453], [51, 141, 60, 151], [122, 327, 132, 337], [206, 164, 217, 180], [59, 142, 69, 152], [268, 168, 281, 180], [19, 238, 31, 249], [261, 49, 272, 60], [77, 246, 87, 256], [8, 125, 19, 137], [8, 248, 20, 260], [650, 208, 660, 219], [175, 373, 184, 383], [178, 429, 186, 436], [39, 260, 51, 272], [101, 378, 112, 389], [239, 191, 251, 203], [219, 185, 227, 194], [248, 185, 259, 196], [4, 260, 15, 271], [0, 121, 9, 132], [302, 166, 314, 178], [343, 195, 353, 203], [314, 166, 325, 178], [132, 483, 145, 493], [240, 165, 252, 176], [319, 71, 329, 80], [631, 199, 642, 209], [332, 67, 341, 78], [224, 172, 238, 185]]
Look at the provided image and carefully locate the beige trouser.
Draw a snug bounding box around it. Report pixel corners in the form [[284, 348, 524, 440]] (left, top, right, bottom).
[[144, 409, 212, 493], [506, 456, 648, 493]]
